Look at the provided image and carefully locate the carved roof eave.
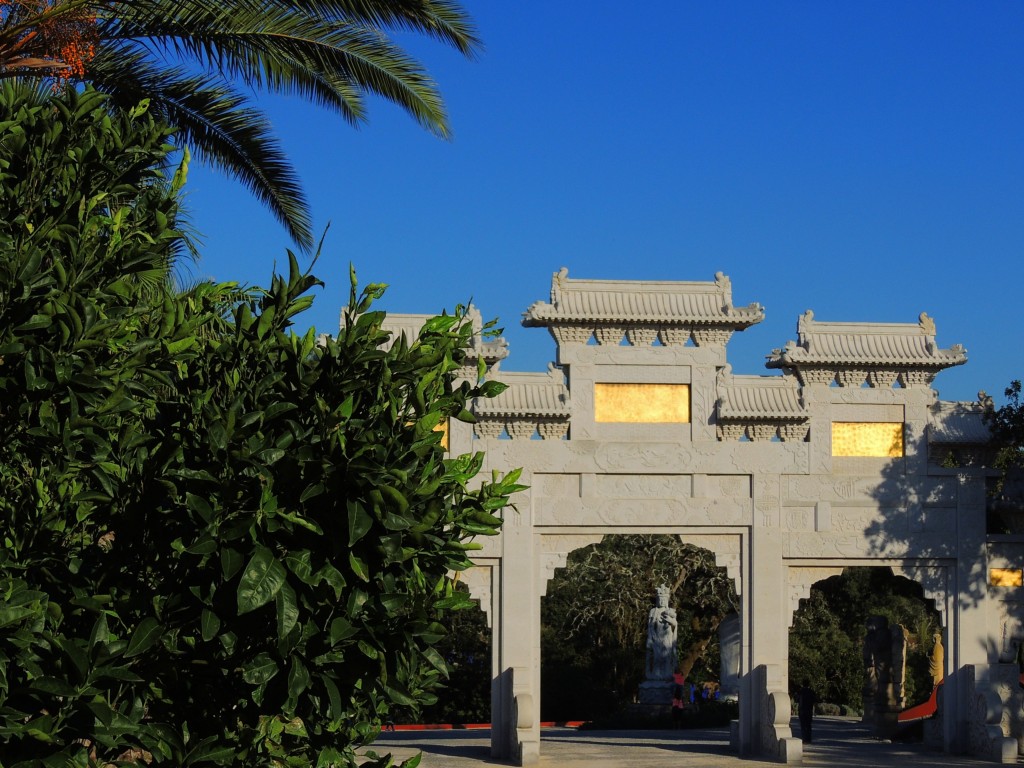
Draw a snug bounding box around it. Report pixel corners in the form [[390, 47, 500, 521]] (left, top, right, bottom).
[[467, 340, 509, 366], [472, 365, 570, 419], [764, 354, 968, 371], [764, 310, 967, 372], [521, 267, 765, 330], [715, 372, 808, 423], [928, 400, 993, 445]]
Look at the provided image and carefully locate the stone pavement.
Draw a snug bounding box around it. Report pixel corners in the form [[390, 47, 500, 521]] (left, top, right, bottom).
[[368, 717, 1014, 766]]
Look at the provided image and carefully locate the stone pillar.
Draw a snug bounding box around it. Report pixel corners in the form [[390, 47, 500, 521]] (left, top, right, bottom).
[[490, 481, 539, 765], [740, 492, 799, 761], [952, 472, 992, 753]]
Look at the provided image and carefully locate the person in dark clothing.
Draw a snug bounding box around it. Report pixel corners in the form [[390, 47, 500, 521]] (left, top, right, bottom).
[[671, 673, 686, 728], [798, 679, 815, 744]]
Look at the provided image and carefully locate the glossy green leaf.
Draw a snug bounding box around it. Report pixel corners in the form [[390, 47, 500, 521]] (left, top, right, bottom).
[[275, 581, 299, 641], [242, 653, 279, 686], [237, 546, 288, 614], [201, 609, 221, 642], [124, 618, 162, 658]]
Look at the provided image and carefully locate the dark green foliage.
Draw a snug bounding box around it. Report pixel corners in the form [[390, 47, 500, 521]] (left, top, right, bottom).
[[0, 84, 522, 767], [400, 583, 491, 725], [788, 568, 941, 712], [540, 535, 738, 721], [983, 382, 1024, 534], [985, 381, 1024, 481]]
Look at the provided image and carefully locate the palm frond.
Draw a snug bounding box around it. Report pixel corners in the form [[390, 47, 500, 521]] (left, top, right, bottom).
[[89, 42, 314, 250]]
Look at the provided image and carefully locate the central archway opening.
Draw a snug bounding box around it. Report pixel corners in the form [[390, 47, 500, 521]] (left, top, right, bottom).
[[789, 566, 943, 746], [540, 534, 739, 727]]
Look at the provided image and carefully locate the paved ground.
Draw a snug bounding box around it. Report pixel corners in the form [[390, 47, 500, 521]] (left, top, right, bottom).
[[368, 717, 1013, 766]]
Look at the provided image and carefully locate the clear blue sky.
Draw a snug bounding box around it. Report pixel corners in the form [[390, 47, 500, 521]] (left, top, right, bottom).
[[182, 1, 1023, 404]]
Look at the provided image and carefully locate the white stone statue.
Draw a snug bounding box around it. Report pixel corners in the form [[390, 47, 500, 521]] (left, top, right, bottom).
[[646, 584, 678, 681]]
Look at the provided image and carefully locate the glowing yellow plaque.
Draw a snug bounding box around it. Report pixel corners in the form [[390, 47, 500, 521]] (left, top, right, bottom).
[[831, 422, 903, 457], [594, 383, 690, 423], [990, 569, 1023, 587]]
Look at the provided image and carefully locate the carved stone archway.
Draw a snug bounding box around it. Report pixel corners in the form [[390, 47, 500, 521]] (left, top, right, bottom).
[[381, 269, 1013, 765]]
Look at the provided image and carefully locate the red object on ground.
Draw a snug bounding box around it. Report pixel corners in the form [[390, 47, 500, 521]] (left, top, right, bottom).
[[393, 721, 586, 731], [897, 681, 943, 723]]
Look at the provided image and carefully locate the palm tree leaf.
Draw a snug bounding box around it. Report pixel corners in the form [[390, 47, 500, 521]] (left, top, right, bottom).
[[88, 43, 313, 251]]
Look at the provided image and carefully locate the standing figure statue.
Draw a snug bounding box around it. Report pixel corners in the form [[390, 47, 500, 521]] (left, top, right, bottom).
[[930, 632, 945, 687], [646, 584, 678, 680]]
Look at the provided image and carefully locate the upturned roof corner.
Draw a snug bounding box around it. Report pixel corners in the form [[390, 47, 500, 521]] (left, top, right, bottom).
[[765, 309, 967, 387]]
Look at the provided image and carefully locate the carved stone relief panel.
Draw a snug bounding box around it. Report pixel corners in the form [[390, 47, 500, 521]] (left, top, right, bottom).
[[534, 473, 581, 498], [702, 474, 752, 499], [785, 475, 905, 505], [591, 474, 693, 499], [534, 496, 750, 527], [595, 442, 686, 472], [783, 507, 815, 532], [783, 531, 955, 559], [754, 475, 780, 529], [832, 505, 900, 534]]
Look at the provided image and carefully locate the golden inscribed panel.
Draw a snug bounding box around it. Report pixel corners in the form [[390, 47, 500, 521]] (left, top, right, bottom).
[[990, 568, 1023, 587], [831, 422, 903, 458], [594, 383, 690, 423]]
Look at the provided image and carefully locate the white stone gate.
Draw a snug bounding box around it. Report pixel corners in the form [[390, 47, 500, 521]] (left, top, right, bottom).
[[384, 269, 1022, 764]]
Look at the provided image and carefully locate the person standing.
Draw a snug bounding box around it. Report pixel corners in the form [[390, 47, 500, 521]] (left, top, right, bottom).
[[798, 679, 815, 744]]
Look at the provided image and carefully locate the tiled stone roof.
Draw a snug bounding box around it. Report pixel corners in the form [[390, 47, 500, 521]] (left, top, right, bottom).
[[766, 311, 967, 370], [928, 400, 992, 444], [522, 268, 764, 328], [717, 373, 806, 421], [473, 366, 570, 418]]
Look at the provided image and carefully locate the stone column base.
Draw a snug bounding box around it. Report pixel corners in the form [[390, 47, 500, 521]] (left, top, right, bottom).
[[638, 680, 674, 705]]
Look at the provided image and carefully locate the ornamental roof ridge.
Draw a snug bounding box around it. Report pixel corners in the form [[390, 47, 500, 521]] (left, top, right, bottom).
[[522, 267, 765, 328], [473, 364, 570, 418], [716, 366, 807, 421], [766, 310, 967, 370]]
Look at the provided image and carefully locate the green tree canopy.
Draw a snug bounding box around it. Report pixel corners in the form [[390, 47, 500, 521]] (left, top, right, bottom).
[[0, 83, 521, 767], [789, 568, 941, 712], [540, 535, 738, 720]]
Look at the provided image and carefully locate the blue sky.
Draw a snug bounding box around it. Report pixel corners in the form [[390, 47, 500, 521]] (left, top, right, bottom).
[[183, 1, 1023, 404]]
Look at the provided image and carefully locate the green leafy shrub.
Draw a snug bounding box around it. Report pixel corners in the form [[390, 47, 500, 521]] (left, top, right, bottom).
[[0, 83, 522, 768]]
